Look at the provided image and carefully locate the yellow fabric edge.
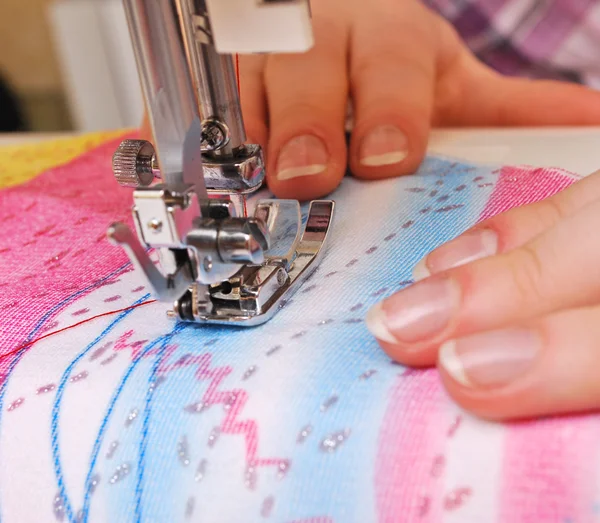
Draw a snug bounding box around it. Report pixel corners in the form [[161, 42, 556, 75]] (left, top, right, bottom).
[[0, 130, 131, 190]]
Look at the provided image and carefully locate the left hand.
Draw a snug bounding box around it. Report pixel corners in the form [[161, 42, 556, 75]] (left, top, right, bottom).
[[366, 169, 600, 420]]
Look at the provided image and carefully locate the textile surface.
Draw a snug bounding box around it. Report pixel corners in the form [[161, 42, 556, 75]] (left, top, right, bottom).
[[425, 0, 600, 88], [0, 132, 594, 523]]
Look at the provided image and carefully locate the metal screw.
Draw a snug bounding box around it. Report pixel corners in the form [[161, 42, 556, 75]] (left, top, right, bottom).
[[201, 119, 229, 152], [148, 219, 163, 233], [276, 268, 287, 287], [203, 256, 213, 272]]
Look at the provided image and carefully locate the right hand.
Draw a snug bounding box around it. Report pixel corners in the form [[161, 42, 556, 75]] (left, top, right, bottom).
[[237, 0, 600, 200], [142, 0, 600, 201]]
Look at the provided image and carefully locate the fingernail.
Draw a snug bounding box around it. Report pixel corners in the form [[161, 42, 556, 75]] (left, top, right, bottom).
[[439, 328, 540, 388], [412, 258, 431, 281], [413, 229, 498, 281], [365, 302, 398, 343], [366, 277, 460, 344], [360, 125, 408, 167], [276, 135, 328, 181]]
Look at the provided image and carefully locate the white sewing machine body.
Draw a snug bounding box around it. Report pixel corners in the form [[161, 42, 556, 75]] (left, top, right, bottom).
[[107, 0, 334, 326]]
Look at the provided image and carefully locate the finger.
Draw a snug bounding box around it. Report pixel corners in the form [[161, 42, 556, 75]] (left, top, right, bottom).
[[437, 305, 600, 420], [366, 197, 600, 366], [263, 4, 349, 200], [414, 170, 600, 280], [440, 51, 600, 126], [238, 55, 268, 151], [347, 0, 437, 180]]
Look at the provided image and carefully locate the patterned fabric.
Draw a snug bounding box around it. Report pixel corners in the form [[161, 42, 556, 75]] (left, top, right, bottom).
[[425, 0, 600, 88], [0, 130, 128, 190], [1, 134, 595, 522]]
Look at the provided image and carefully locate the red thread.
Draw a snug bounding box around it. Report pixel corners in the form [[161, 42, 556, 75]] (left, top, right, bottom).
[[0, 300, 156, 362], [235, 54, 241, 96]]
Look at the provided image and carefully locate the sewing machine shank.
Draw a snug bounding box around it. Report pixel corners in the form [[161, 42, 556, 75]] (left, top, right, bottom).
[[108, 0, 334, 326]]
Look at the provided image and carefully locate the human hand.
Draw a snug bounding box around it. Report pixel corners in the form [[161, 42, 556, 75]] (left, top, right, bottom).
[[237, 0, 600, 200], [365, 169, 600, 420]]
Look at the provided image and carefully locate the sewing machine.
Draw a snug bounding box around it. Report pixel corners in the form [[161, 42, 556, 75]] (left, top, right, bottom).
[[107, 0, 334, 326]]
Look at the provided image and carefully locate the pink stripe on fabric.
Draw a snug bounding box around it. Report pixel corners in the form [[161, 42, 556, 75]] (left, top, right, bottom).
[[375, 369, 447, 523], [478, 165, 575, 222], [0, 135, 133, 380], [499, 416, 600, 523], [374, 164, 578, 523], [478, 165, 600, 522]]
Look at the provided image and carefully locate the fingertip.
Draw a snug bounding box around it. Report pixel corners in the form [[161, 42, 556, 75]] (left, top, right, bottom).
[[365, 300, 438, 366], [437, 369, 520, 422], [351, 155, 422, 180], [358, 123, 409, 169], [348, 121, 427, 180], [266, 129, 347, 200], [412, 257, 430, 281], [438, 340, 470, 386], [366, 302, 397, 343], [365, 310, 437, 368], [267, 164, 344, 200], [378, 341, 439, 368], [436, 341, 510, 420], [436, 328, 546, 421]]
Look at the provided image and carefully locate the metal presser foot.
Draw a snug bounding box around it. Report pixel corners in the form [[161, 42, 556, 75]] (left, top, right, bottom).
[[106, 0, 333, 326], [107, 164, 334, 326]]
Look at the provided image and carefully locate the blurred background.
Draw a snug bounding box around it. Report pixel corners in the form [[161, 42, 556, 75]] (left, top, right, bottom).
[[0, 0, 143, 134]]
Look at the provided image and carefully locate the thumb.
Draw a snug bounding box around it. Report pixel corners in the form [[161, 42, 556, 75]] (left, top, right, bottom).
[[442, 52, 600, 126]]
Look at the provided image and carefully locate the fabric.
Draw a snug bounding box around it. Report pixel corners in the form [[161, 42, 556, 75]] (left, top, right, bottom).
[[425, 0, 600, 88], [0, 133, 594, 523], [0, 131, 128, 190]]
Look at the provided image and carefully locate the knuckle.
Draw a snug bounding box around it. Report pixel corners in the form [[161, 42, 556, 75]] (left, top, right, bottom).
[[272, 101, 315, 122], [537, 196, 568, 226], [481, 197, 566, 249], [351, 49, 432, 87], [270, 102, 346, 136], [509, 245, 548, 307]]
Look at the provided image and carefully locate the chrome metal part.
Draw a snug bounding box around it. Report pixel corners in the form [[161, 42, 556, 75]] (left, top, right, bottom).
[[132, 185, 199, 247], [109, 0, 334, 327], [204, 199, 237, 219], [185, 214, 269, 284], [201, 144, 265, 193], [175, 0, 246, 155], [107, 222, 194, 302], [112, 139, 160, 187], [171, 200, 334, 326], [200, 118, 229, 153], [122, 0, 206, 194], [255, 199, 301, 263]]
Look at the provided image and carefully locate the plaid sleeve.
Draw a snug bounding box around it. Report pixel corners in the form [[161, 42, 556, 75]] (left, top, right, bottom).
[[423, 0, 600, 88]]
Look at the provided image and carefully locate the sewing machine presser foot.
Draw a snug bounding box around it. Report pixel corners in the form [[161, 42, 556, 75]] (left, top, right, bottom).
[[107, 164, 334, 327]]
